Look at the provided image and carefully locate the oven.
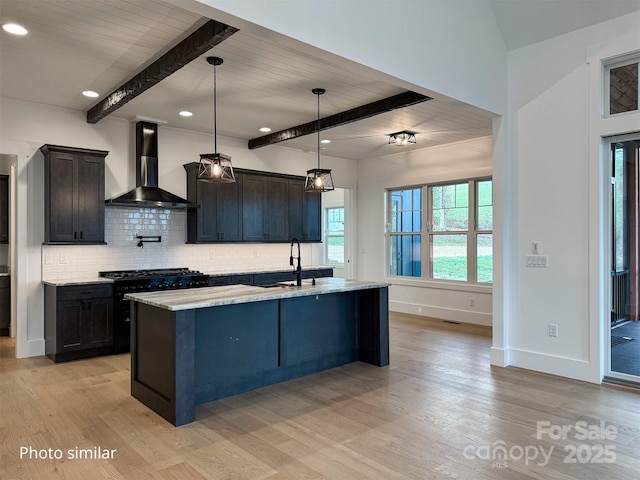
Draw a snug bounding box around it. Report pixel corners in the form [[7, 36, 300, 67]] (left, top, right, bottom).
[[99, 268, 209, 353]]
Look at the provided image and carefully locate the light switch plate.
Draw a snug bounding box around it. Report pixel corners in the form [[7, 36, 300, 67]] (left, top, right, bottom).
[[526, 255, 548, 267]]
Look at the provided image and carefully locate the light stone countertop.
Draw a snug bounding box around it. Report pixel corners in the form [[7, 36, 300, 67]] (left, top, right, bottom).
[[125, 277, 389, 311], [42, 277, 114, 286]]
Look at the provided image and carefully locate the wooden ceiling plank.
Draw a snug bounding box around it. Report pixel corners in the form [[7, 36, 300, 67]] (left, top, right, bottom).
[[248, 91, 432, 149], [86, 19, 238, 124]]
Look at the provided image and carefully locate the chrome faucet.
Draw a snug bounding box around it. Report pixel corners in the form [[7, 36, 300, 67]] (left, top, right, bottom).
[[290, 237, 302, 286]]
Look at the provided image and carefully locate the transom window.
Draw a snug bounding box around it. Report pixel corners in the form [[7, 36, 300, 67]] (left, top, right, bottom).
[[605, 53, 640, 116], [386, 178, 492, 284]]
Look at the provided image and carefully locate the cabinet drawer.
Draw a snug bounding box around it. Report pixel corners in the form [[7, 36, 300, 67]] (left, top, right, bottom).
[[253, 272, 295, 286], [209, 275, 232, 287], [57, 284, 113, 301], [231, 274, 254, 285], [301, 268, 333, 279]]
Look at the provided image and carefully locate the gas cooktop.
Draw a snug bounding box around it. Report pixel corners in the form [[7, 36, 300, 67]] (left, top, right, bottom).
[[99, 268, 204, 279]]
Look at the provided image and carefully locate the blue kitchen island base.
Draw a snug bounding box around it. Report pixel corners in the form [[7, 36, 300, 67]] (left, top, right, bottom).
[[129, 282, 389, 426]]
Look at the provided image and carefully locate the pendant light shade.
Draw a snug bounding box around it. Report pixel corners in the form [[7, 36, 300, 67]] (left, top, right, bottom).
[[305, 88, 334, 192], [198, 56, 235, 183]]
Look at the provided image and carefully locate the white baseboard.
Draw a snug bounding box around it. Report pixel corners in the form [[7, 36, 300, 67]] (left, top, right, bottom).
[[490, 347, 509, 367], [16, 338, 45, 359], [390, 300, 492, 326], [508, 348, 601, 384]]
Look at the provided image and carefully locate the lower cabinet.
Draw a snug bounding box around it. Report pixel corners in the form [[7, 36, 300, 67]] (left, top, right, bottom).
[[45, 283, 113, 362], [208, 268, 333, 287]]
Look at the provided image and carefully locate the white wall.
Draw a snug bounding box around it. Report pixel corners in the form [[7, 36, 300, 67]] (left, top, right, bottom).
[[175, 0, 507, 115], [503, 12, 640, 383], [0, 97, 358, 358], [357, 136, 493, 326]]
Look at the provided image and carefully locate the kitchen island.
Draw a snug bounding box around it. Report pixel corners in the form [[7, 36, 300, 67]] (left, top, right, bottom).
[[125, 278, 389, 426]]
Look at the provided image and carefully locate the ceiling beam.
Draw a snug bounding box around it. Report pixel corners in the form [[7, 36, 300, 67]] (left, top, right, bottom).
[[248, 91, 431, 149], [87, 19, 238, 124]]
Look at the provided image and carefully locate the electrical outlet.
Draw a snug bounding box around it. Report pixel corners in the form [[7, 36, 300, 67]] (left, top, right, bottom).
[[548, 324, 558, 337], [469, 298, 476, 307], [417, 306, 422, 313], [44, 254, 53, 265], [209, 251, 216, 260], [59, 254, 68, 264]]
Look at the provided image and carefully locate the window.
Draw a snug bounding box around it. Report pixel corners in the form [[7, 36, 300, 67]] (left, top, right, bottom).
[[389, 188, 422, 277], [387, 179, 492, 283], [430, 183, 469, 281], [476, 179, 493, 283], [325, 207, 344, 264], [605, 54, 639, 116]]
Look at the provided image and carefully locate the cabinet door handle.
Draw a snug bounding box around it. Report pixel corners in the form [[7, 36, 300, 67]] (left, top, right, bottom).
[[74, 232, 77, 240], [80, 231, 83, 240]]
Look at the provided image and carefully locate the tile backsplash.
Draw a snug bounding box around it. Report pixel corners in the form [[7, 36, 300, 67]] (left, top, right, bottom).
[[41, 207, 322, 280]]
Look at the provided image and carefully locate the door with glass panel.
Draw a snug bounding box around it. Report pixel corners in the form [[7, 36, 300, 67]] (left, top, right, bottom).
[[609, 135, 640, 382]]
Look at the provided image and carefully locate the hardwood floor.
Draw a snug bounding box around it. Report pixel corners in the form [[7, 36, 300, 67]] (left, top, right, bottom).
[[1, 312, 639, 479]]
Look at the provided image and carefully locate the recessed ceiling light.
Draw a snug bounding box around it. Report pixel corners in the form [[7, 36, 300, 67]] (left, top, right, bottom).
[[2, 23, 28, 35], [321, 139, 331, 144], [82, 90, 99, 98], [259, 127, 271, 132], [179, 111, 193, 117]]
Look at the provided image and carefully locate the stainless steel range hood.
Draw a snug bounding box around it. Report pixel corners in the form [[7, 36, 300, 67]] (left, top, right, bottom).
[[105, 121, 195, 209]]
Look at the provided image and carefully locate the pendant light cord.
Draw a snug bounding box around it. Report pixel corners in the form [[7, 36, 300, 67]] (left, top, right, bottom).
[[213, 62, 217, 153], [316, 91, 320, 169]]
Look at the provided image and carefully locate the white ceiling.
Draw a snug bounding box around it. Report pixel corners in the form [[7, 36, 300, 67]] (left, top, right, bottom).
[[490, 0, 640, 51], [1, 0, 638, 161]]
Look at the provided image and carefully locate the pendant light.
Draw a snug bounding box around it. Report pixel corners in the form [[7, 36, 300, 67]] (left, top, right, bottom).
[[198, 56, 235, 183], [305, 88, 334, 192]]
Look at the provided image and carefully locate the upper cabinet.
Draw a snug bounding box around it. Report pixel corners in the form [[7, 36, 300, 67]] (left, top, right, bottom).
[[0, 175, 8, 244], [288, 178, 321, 242], [184, 163, 243, 243], [183, 166, 322, 244], [41, 145, 108, 245], [242, 174, 289, 242]]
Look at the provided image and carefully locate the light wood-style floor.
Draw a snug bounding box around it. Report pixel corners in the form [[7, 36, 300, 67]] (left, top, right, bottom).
[[1, 313, 639, 479]]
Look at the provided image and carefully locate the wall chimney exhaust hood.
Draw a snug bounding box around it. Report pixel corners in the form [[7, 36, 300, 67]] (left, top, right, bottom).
[[106, 121, 195, 209]]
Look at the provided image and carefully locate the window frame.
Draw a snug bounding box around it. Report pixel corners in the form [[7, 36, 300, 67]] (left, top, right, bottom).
[[388, 187, 423, 278], [603, 52, 640, 117], [386, 177, 492, 285], [324, 206, 345, 265]]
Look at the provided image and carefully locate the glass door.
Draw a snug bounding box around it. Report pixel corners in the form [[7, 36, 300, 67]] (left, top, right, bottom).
[[608, 134, 640, 384]]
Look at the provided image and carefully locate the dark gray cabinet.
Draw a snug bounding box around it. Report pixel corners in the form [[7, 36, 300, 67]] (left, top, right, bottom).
[[208, 268, 333, 287], [288, 178, 321, 242], [45, 283, 113, 362], [242, 174, 289, 242], [41, 145, 108, 245], [184, 164, 243, 242], [0, 276, 9, 336], [183, 166, 322, 244], [0, 175, 8, 244]]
